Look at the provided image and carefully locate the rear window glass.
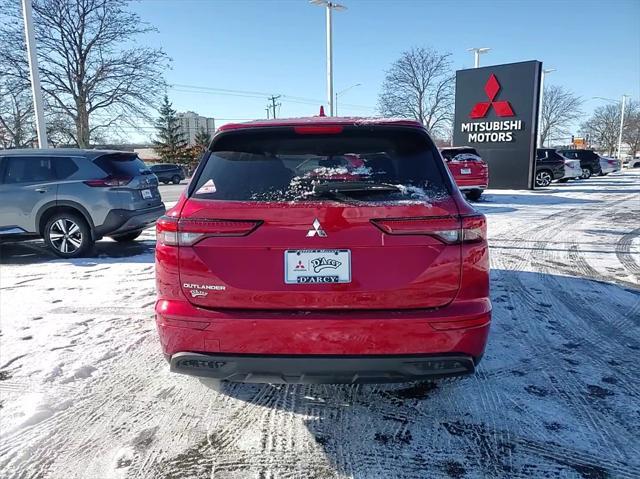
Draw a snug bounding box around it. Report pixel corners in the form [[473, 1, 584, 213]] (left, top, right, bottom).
[[94, 153, 151, 177], [440, 148, 479, 160], [192, 127, 449, 203]]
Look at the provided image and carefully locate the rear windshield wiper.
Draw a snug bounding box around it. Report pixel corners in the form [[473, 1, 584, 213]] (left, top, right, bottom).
[[308, 188, 360, 204], [313, 181, 401, 195]]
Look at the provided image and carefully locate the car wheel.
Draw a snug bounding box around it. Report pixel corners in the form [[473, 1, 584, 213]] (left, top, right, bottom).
[[465, 189, 483, 201], [172, 176, 181, 185], [110, 230, 143, 242], [535, 170, 553, 187], [44, 212, 93, 258], [580, 168, 592, 179]]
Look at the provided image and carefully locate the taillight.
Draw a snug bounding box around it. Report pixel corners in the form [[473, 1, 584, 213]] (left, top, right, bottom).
[[156, 216, 262, 247], [156, 216, 179, 245], [371, 215, 485, 244], [84, 175, 132, 187], [461, 215, 486, 243]]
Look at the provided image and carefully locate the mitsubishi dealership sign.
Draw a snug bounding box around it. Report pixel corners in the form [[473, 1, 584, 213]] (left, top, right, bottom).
[[453, 61, 542, 189]]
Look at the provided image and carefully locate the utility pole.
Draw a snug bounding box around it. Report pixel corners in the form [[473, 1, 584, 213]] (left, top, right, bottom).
[[617, 94, 628, 160], [21, 0, 48, 148], [268, 95, 281, 119], [265, 107, 270, 119]]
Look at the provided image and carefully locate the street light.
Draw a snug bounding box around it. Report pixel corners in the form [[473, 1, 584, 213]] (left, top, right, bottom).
[[537, 68, 556, 148], [310, 0, 347, 116], [593, 95, 629, 159], [467, 47, 491, 68], [21, 0, 48, 148], [335, 83, 361, 116]]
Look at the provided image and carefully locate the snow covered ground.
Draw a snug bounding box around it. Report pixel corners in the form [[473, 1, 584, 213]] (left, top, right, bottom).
[[1, 171, 639, 479]]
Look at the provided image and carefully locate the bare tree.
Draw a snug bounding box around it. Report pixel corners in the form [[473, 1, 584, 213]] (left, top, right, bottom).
[[0, 0, 169, 148], [539, 85, 583, 146], [378, 47, 454, 136], [0, 78, 36, 148], [581, 104, 622, 156], [623, 100, 640, 157]]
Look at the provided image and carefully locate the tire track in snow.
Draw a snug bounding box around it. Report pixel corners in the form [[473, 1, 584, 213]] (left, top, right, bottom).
[[616, 227, 640, 280], [514, 219, 637, 460]]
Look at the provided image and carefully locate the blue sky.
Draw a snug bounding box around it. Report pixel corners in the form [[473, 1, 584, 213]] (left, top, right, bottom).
[[129, 0, 640, 138]]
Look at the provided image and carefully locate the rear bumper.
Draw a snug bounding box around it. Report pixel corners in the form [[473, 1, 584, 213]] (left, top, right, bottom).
[[95, 204, 165, 237], [170, 352, 477, 384], [155, 298, 491, 383], [564, 165, 582, 178]]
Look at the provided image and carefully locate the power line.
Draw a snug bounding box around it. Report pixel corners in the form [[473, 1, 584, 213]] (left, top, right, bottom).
[[169, 83, 375, 111]]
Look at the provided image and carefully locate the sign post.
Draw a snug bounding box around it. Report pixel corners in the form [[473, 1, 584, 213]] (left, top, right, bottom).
[[453, 61, 542, 189]]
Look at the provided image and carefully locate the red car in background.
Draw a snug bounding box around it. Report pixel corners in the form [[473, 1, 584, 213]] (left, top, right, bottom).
[[440, 147, 489, 201], [155, 117, 491, 384]]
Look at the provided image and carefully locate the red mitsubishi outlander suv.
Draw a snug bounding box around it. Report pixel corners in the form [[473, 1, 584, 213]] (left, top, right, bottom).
[[155, 117, 491, 384]]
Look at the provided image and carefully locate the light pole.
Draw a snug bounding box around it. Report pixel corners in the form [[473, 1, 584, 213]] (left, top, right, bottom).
[[537, 68, 556, 148], [617, 95, 628, 160], [21, 0, 48, 148], [593, 95, 629, 159], [310, 0, 346, 116], [467, 47, 491, 68], [335, 83, 361, 116]]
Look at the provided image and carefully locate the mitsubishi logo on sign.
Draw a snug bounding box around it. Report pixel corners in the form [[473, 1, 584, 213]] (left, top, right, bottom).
[[470, 74, 515, 119], [459, 72, 524, 144], [306, 218, 327, 237]]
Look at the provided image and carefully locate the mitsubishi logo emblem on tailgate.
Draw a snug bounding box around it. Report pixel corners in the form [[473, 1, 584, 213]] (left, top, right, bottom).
[[306, 218, 327, 237]]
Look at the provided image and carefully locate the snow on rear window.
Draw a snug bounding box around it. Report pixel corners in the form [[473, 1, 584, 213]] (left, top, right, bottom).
[[192, 128, 449, 203]]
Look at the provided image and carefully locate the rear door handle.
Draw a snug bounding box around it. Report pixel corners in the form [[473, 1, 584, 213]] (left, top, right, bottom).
[[34, 187, 48, 193]]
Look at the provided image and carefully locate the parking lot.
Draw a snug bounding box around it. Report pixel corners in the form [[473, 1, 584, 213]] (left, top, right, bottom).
[[1, 172, 639, 479]]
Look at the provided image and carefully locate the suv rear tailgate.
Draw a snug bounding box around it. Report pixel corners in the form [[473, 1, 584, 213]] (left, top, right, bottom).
[[177, 125, 462, 310]]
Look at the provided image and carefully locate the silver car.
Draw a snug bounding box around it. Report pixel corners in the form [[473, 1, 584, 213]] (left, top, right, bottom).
[[0, 149, 165, 258], [562, 157, 582, 181], [599, 156, 621, 175]]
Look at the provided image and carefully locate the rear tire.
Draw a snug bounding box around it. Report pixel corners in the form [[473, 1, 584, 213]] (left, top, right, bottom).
[[172, 175, 181, 185], [110, 230, 143, 242], [44, 212, 93, 258], [465, 189, 483, 201]]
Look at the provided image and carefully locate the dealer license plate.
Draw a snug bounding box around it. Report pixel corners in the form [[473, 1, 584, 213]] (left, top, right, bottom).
[[285, 249, 351, 284], [460, 168, 472, 175], [141, 189, 153, 199]]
